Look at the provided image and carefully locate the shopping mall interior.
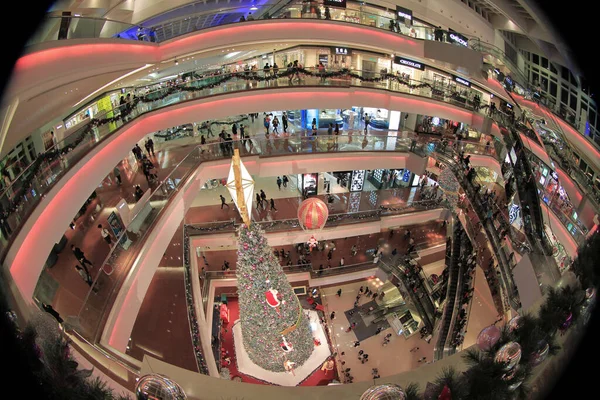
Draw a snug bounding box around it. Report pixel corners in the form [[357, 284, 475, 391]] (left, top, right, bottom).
[[1, 1, 599, 399]]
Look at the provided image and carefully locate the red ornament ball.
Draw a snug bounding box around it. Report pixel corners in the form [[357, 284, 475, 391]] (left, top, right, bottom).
[[297, 197, 329, 230]]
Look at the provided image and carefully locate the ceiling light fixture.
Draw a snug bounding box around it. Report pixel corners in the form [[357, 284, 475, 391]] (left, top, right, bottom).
[[250, 6, 258, 10]]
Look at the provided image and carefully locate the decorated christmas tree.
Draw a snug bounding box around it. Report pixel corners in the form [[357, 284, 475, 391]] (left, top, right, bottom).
[[236, 223, 314, 372], [226, 149, 314, 372]]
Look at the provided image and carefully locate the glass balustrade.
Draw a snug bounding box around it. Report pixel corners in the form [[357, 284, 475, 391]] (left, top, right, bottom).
[[28, 4, 476, 47], [0, 67, 503, 261]]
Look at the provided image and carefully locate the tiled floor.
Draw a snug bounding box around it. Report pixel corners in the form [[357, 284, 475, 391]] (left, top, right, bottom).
[[321, 280, 437, 383]]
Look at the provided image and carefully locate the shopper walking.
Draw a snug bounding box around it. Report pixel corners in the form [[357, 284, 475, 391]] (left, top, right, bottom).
[[98, 224, 113, 245], [256, 193, 262, 209], [336, 288, 342, 296], [75, 264, 93, 287], [364, 112, 371, 133], [276, 176, 282, 190], [282, 175, 289, 188], [220, 194, 229, 209], [113, 166, 122, 185], [260, 189, 267, 203], [71, 245, 93, 270], [270, 198, 277, 211], [282, 112, 288, 133], [272, 116, 280, 134], [330, 311, 336, 320]]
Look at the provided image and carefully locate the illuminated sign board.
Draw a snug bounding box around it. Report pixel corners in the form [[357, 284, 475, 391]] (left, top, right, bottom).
[[393, 56, 425, 70], [395, 6, 413, 21], [448, 32, 469, 47], [323, 0, 346, 8], [333, 47, 351, 55], [454, 76, 471, 87]]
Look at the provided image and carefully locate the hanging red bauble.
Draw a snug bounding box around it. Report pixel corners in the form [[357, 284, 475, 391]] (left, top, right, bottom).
[[297, 197, 329, 230]]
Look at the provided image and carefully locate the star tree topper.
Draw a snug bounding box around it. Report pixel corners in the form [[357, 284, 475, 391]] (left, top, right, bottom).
[[226, 149, 254, 225]]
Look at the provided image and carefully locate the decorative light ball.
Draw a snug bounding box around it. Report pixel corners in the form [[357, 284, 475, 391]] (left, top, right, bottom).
[[586, 287, 596, 299], [508, 316, 522, 332], [136, 374, 187, 400], [476, 325, 501, 351], [530, 340, 549, 366], [297, 197, 329, 230], [360, 384, 406, 400], [494, 342, 522, 370]]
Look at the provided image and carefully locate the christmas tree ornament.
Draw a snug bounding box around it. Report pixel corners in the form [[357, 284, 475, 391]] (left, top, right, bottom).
[[508, 315, 522, 332], [284, 359, 296, 375], [281, 336, 293, 352], [307, 234, 318, 250], [494, 342, 522, 370], [476, 325, 501, 351], [360, 384, 407, 400], [135, 374, 186, 400], [529, 340, 549, 366], [298, 197, 329, 230]]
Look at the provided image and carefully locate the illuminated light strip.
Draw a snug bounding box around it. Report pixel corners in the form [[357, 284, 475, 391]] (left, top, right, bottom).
[[72, 64, 153, 108]]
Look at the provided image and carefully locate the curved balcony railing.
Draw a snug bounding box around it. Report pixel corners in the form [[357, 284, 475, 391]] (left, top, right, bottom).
[[0, 67, 504, 260], [29, 3, 478, 47]]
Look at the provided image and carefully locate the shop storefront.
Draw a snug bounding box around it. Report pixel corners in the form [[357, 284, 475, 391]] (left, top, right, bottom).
[[63, 90, 123, 131], [392, 56, 424, 83], [298, 173, 319, 197], [366, 168, 419, 190], [353, 50, 391, 76]]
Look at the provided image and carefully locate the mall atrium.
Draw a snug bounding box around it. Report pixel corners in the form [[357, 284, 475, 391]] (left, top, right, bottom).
[[0, 0, 599, 399]]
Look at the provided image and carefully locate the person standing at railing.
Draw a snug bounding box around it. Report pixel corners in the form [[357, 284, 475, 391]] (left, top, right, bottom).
[[324, 6, 331, 20], [281, 112, 288, 133]]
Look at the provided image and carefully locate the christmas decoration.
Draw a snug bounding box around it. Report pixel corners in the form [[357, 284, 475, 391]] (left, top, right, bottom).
[[283, 360, 296, 375], [438, 384, 452, 400], [360, 384, 407, 400], [438, 166, 460, 209], [529, 340, 549, 366], [226, 149, 254, 225], [476, 325, 501, 351], [307, 234, 318, 250], [236, 222, 314, 372], [297, 197, 329, 230], [135, 374, 187, 400], [508, 315, 522, 332], [494, 342, 522, 370], [280, 336, 293, 352]]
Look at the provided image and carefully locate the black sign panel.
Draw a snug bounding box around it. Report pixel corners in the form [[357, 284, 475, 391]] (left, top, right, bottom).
[[396, 6, 413, 21], [454, 76, 471, 87], [332, 47, 351, 55], [448, 32, 469, 47], [323, 0, 346, 8], [393, 56, 425, 70]]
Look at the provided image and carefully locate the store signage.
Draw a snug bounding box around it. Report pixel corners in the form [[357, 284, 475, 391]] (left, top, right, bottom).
[[350, 170, 365, 192], [324, 0, 346, 8], [393, 56, 425, 70], [396, 6, 413, 21], [333, 47, 351, 55], [454, 76, 471, 87], [448, 32, 469, 47], [551, 171, 559, 181]]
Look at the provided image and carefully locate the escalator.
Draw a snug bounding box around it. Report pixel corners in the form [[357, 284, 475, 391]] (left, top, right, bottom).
[[433, 224, 461, 361]]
